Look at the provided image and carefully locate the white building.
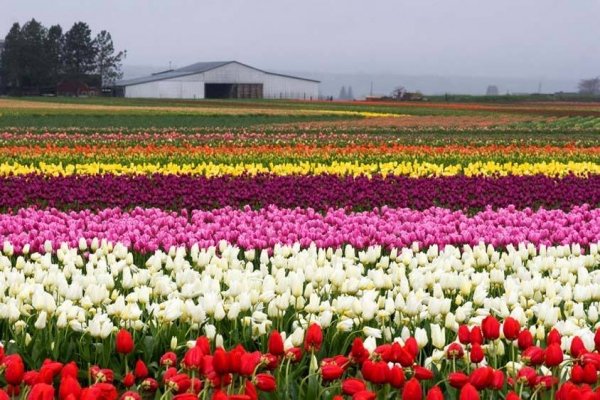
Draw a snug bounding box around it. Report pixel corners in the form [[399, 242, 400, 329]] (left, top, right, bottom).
[[114, 61, 319, 99]]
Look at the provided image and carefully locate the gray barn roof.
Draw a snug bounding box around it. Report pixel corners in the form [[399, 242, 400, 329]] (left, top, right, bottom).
[[115, 61, 319, 86]]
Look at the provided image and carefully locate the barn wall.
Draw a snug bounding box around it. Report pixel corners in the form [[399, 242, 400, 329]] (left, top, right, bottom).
[[125, 80, 204, 99], [262, 75, 319, 99], [123, 62, 318, 99]]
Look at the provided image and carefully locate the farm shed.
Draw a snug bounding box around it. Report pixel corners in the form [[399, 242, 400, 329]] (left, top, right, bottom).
[[114, 61, 319, 100]]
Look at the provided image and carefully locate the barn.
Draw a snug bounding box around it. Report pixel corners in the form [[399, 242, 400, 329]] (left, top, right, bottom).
[[114, 61, 319, 100]]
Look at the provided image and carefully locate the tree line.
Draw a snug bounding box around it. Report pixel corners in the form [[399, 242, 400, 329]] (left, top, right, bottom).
[[0, 19, 125, 95]]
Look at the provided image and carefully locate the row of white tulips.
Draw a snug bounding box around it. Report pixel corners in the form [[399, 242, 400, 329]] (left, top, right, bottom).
[[0, 240, 599, 357]]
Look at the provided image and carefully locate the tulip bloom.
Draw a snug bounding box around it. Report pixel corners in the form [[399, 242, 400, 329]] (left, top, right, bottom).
[[115, 329, 134, 355], [402, 378, 422, 400], [268, 331, 284, 356], [502, 317, 520, 341], [459, 383, 480, 400], [304, 324, 323, 352], [545, 343, 564, 367], [481, 316, 500, 341], [254, 373, 276, 392], [321, 364, 344, 381], [342, 378, 366, 395], [28, 383, 55, 400]]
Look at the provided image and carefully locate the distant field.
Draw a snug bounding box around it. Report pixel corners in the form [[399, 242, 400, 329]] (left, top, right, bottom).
[[1, 96, 600, 132]]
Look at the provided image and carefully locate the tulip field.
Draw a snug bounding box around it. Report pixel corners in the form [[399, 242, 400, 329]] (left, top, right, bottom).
[[0, 98, 600, 399]]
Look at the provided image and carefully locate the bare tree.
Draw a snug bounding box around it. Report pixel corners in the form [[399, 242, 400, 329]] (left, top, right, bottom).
[[390, 86, 406, 100], [579, 77, 600, 95]]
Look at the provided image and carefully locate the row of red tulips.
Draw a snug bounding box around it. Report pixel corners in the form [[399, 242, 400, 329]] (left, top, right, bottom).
[[2, 317, 600, 399]]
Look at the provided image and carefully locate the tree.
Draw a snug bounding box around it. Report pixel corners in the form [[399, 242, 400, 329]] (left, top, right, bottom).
[[0, 23, 23, 92], [347, 86, 354, 100], [579, 78, 600, 95], [45, 24, 63, 86], [391, 86, 406, 100], [486, 85, 499, 95], [95, 30, 125, 86], [20, 19, 49, 89], [63, 22, 96, 82], [339, 86, 347, 100]]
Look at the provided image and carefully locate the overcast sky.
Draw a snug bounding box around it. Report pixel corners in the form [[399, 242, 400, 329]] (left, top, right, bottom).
[[1, 0, 599, 81]]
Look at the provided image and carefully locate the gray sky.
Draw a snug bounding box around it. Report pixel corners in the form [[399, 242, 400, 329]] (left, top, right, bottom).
[[1, 0, 599, 90]]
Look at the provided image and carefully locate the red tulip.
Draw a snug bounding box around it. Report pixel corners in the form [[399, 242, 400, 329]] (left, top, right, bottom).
[[304, 323, 323, 352], [517, 330, 534, 350], [140, 378, 158, 392], [0, 389, 9, 400], [547, 328, 562, 346], [261, 353, 279, 370], [285, 347, 302, 363], [268, 331, 284, 356], [571, 364, 584, 384], [361, 360, 388, 385], [470, 343, 485, 364], [449, 372, 469, 388], [212, 348, 230, 375], [545, 343, 564, 367], [120, 391, 142, 400], [595, 328, 600, 352], [115, 329, 134, 355], [582, 363, 597, 384], [481, 316, 500, 340], [61, 362, 78, 380], [503, 317, 520, 341], [491, 369, 504, 390], [28, 383, 55, 400], [571, 337, 587, 358], [470, 367, 493, 390], [166, 374, 191, 394], [321, 364, 344, 381], [160, 352, 177, 367], [350, 338, 369, 365], [134, 360, 148, 379], [2, 354, 25, 385], [229, 345, 246, 374], [516, 366, 537, 387], [228, 396, 251, 400], [522, 346, 545, 366], [24, 371, 39, 386], [353, 391, 377, 400], [405, 337, 419, 358], [459, 383, 480, 400], [447, 343, 464, 359], [506, 391, 522, 400], [240, 351, 261, 376], [402, 378, 422, 400], [195, 336, 211, 355], [245, 380, 258, 400], [458, 325, 471, 345], [211, 391, 228, 400], [389, 365, 405, 389], [254, 373, 276, 392], [426, 386, 444, 400], [183, 346, 204, 371], [413, 366, 434, 381], [123, 372, 135, 387], [342, 378, 366, 395], [59, 375, 81, 400], [470, 327, 483, 345]]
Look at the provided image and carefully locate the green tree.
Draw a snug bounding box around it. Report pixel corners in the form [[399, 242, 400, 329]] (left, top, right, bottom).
[[95, 30, 125, 86], [20, 19, 49, 90], [62, 22, 96, 82], [0, 23, 23, 92], [45, 24, 63, 86]]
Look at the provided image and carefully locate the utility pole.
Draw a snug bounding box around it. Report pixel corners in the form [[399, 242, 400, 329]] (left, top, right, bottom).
[[370, 81, 373, 96]]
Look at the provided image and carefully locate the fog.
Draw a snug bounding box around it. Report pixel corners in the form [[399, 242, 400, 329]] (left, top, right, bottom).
[[2, 0, 599, 95]]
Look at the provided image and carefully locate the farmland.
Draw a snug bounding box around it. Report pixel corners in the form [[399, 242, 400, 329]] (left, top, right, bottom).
[[0, 97, 599, 399]]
